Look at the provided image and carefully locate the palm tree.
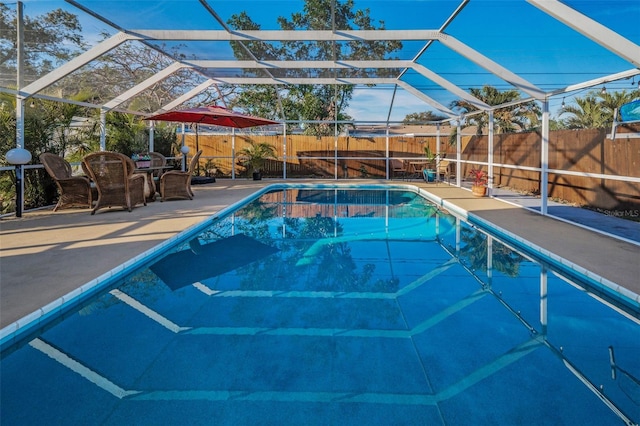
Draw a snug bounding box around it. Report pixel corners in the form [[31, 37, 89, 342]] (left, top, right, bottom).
[[560, 94, 607, 129], [449, 85, 540, 144], [238, 140, 277, 179], [598, 89, 639, 123]]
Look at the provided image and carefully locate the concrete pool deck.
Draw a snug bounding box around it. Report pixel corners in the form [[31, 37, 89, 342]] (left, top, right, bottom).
[[1, 179, 639, 329]]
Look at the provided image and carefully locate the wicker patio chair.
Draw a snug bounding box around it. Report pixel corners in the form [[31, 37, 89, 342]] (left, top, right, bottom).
[[390, 159, 406, 180], [159, 150, 202, 201], [39, 152, 96, 211], [148, 151, 167, 178], [82, 151, 146, 215], [437, 160, 456, 184]]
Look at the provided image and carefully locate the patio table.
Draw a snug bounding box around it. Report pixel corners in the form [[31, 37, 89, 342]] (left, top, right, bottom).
[[134, 166, 172, 201], [406, 161, 429, 180]]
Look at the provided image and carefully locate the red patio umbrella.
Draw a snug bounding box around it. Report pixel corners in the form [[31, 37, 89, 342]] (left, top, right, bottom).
[[144, 105, 279, 176], [144, 105, 279, 128]]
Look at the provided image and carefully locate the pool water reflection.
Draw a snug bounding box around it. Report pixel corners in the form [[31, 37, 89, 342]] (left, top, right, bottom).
[[1, 188, 639, 425]]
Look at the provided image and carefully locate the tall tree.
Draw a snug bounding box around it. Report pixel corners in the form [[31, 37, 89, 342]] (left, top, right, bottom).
[[403, 111, 448, 124], [80, 35, 227, 114], [227, 0, 402, 136], [0, 4, 85, 88]]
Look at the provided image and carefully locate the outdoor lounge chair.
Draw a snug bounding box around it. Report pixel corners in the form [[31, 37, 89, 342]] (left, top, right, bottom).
[[437, 160, 456, 183], [82, 151, 146, 215], [159, 150, 202, 201], [39, 152, 96, 211], [390, 159, 406, 179]]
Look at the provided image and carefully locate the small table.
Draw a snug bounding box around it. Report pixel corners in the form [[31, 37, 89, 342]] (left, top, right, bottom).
[[406, 161, 429, 180], [134, 166, 172, 201]]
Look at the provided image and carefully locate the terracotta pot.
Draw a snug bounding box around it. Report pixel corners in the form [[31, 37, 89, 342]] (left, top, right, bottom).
[[471, 184, 487, 197]]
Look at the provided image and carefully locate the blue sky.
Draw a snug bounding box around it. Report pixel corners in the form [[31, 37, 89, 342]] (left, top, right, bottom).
[[15, 0, 640, 122]]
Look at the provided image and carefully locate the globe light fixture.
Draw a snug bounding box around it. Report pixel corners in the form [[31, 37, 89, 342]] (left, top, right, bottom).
[[180, 145, 190, 171], [5, 148, 32, 218]]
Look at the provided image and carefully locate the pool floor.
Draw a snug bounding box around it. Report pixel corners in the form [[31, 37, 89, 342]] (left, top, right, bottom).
[[1, 188, 639, 425]]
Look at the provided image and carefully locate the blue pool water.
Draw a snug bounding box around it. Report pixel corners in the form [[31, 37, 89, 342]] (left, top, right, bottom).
[[1, 187, 639, 425]]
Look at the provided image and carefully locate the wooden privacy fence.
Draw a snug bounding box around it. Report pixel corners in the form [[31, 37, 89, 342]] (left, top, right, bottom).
[[183, 125, 640, 210], [463, 126, 640, 210]]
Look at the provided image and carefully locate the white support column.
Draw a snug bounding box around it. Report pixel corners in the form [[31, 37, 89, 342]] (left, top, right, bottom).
[[540, 266, 548, 336], [15, 1, 25, 149], [282, 123, 287, 179], [148, 121, 154, 152], [486, 236, 493, 287], [436, 123, 441, 158], [455, 218, 461, 254], [14, 2, 26, 217], [334, 121, 338, 180], [456, 119, 462, 186], [541, 100, 550, 215], [385, 127, 390, 179], [282, 189, 287, 238], [14, 100, 26, 218], [231, 128, 236, 180], [15, 98, 24, 149], [334, 84, 339, 180], [488, 110, 494, 197], [99, 109, 107, 151]]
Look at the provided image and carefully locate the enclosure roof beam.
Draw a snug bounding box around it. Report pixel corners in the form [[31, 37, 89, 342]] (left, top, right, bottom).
[[395, 81, 456, 116], [188, 60, 489, 110], [19, 32, 139, 98], [153, 80, 220, 114], [404, 63, 491, 110], [125, 29, 443, 42], [438, 35, 546, 100], [188, 60, 411, 69], [528, 0, 640, 68], [150, 76, 455, 116], [548, 69, 640, 97], [103, 62, 189, 111]]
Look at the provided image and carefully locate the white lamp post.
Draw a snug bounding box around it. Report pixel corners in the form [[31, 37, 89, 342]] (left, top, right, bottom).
[[5, 147, 32, 218], [180, 145, 190, 172]]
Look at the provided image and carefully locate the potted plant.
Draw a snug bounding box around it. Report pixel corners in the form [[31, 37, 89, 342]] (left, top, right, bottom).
[[469, 168, 488, 197], [423, 145, 437, 182], [131, 153, 151, 168], [238, 141, 277, 180]]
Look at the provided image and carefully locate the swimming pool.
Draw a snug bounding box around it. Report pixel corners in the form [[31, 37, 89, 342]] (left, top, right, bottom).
[[1, 187, 639, 425]]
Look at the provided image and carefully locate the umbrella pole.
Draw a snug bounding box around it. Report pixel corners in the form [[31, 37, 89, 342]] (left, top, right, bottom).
[[195, 124, 200, 176], [181, 123, 186, 171]]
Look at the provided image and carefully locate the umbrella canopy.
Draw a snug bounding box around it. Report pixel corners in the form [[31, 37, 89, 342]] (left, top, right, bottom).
[[144, 105, 279, 128]]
